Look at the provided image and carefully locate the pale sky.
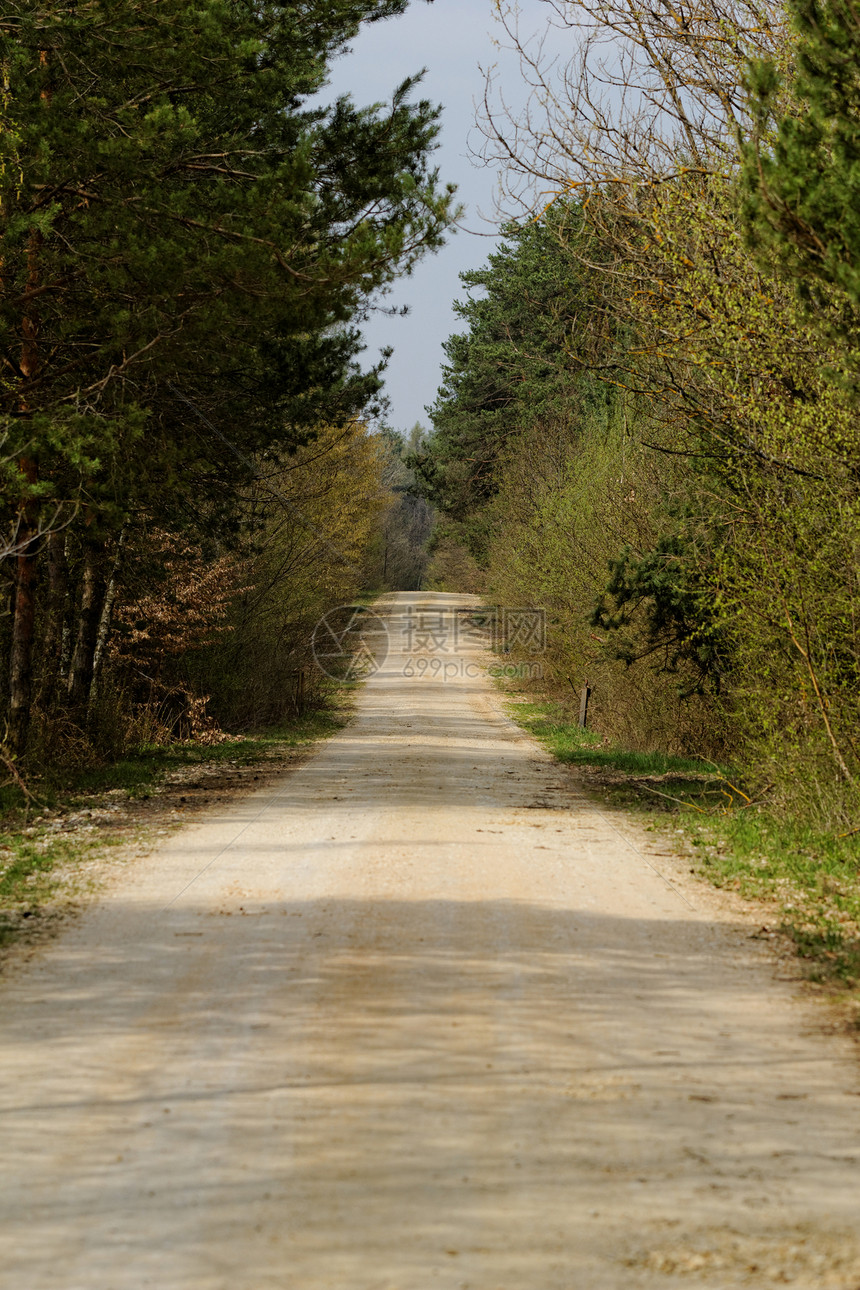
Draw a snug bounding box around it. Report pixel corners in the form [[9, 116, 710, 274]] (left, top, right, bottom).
[[326, 0, 549, 433]]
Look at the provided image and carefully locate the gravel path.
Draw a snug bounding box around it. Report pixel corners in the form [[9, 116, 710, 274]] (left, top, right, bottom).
[[1, 591, 858, 1289]]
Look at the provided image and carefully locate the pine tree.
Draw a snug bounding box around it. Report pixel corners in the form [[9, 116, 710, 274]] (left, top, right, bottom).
[[417, 206, 595, 527], [0, 0, 455, 752], [741, 0, 860, 321]]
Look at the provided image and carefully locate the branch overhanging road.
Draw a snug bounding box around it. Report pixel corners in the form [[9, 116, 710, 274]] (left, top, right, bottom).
[[1, 591, 859, 1289]]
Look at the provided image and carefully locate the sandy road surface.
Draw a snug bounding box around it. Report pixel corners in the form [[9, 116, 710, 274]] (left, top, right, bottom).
[[1, 591, 859, 1289]]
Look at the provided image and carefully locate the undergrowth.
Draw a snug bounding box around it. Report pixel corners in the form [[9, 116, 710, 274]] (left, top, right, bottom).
[[0, 709, 344, 817]]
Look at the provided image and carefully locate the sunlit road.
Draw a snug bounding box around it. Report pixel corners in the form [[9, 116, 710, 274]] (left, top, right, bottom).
[[1, 592, 859, 1288]]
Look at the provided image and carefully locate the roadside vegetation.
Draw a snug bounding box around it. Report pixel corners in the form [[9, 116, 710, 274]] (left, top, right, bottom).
[[413, 0, 860, 841], [412, 0, 860, 987], [0, 0, 453, 776]]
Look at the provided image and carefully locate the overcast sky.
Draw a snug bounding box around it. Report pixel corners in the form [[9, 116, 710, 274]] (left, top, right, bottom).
[[326, 0, 549, 433]]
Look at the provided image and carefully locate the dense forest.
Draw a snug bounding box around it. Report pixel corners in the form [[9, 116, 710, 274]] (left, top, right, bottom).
[[0, 0, 451, 765], [416, 0, 860, 826]]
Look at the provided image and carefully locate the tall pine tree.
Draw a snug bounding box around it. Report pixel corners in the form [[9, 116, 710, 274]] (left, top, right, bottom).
[[0, 0, 454, 751], [741, 0, 860, 321]]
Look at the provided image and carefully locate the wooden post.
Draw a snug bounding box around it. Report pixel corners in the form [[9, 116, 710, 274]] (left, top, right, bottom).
[[579, 681, 591, 729]]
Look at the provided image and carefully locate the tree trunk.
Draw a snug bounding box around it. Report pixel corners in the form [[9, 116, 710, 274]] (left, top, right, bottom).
[[6, 58, 52, 756], [7, 148, 49, 757], [36, 530, 69, 714], [89, 528, 125, 705], [8, 463, 40, 757], [67, 543, 107, 708]]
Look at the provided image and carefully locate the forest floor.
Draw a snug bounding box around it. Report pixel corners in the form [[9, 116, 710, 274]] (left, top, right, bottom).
[[0, 591, 859, 1288]]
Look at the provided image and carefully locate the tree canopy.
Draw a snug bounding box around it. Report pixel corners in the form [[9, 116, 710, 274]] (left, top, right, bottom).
[[0, 0, 455, 753], [741, 0, 860, 325], [417, 210, 593, 523], [412, 0, 860, 822]]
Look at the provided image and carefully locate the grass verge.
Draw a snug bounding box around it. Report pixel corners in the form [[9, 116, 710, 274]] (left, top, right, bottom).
[[507, 696, 860, 993]]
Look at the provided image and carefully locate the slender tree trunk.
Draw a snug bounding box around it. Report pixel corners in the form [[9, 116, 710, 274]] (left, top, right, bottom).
[[8, 221, 45, 758], [6, 54, 54, 756], [67, 542, 107, 708], [60, 540, 72, 681], [89, 528, 125, 705], [8, 464, 40, 756], [36, 530, 69, 714]]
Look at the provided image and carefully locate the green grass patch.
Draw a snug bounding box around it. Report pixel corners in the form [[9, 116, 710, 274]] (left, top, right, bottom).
[[683, 810, 860, 985], [510, 701, 708, 777], [67, 708, 345, 799], [0, 834, 100, 947]]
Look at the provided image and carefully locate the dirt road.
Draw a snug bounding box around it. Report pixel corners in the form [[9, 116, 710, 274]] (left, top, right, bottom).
[[1, 591, 859, 1289]]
